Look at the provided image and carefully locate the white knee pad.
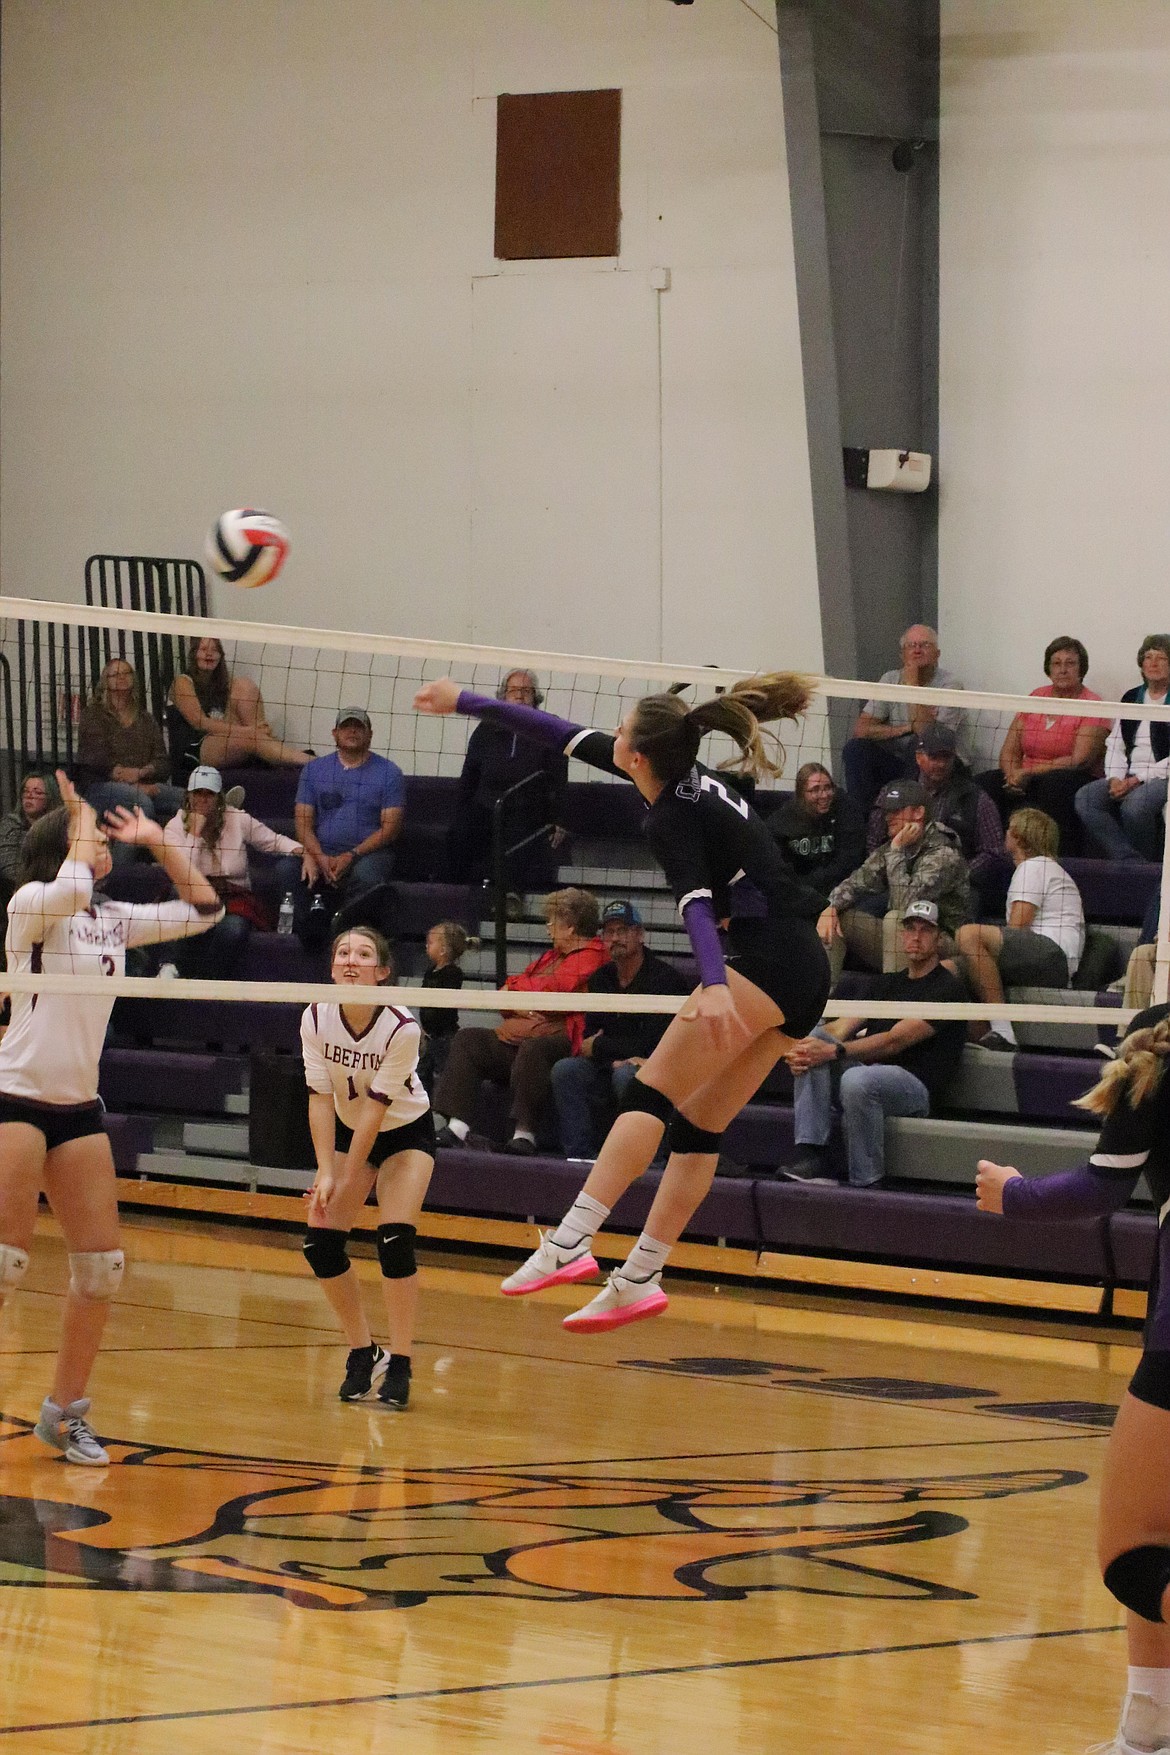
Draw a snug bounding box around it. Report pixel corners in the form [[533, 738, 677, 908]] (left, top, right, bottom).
[[68, 1249, 125, 1300], [0, 1243, 30, 1291]]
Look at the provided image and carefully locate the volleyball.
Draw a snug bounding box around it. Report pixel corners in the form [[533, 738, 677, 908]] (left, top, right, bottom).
[[205, 508, 290, 588]]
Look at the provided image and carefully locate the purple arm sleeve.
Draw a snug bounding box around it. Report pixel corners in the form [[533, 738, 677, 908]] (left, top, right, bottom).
[[681, 895, 727, 987], [456, 691, 583, 753], [1000, 1161, 1140, 1222]]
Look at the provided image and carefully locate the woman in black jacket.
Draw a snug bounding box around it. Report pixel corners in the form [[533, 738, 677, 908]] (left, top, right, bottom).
[[768, 763, 866, 904], [446, 670, 567, 892]]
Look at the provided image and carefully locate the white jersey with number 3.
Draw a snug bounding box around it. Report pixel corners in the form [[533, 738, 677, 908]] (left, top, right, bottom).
[[0, 859, 218, 1106], [300, 1001, 428, 1131]]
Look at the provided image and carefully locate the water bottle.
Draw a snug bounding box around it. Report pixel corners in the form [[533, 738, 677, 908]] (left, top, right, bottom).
[[277, 891, 295, 936]]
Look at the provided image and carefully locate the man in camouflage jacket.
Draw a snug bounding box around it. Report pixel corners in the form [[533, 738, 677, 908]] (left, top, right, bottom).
[[819, 780, 971, 974]]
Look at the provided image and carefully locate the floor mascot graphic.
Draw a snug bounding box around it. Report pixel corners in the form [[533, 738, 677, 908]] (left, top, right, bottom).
[[0, 1415, 1085, 1611]]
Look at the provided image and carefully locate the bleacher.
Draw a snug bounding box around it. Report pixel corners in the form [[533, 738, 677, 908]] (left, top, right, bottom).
[[90, 762, 1161, 1322]]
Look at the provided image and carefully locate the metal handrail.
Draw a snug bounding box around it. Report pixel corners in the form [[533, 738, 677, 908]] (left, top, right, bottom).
[[491, 769, 556, 986]]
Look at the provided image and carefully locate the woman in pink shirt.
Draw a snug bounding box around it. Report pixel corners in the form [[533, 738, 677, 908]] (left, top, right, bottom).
[[980, 636, 1108, 853], [158, 766, 301, 978]]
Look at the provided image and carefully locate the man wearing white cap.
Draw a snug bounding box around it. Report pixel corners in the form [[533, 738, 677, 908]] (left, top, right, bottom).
[[780, 899, 967, 1188], [280, 709, 405, 944]]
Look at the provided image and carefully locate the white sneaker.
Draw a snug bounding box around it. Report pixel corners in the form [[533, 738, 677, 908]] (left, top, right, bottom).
[[1091, 1693, 1170, 1755], [562, 1270, 668, 1334], [500, 1232, 600, 1297], [34, 1396, 109, 1466], [157, 962, 180, 981]]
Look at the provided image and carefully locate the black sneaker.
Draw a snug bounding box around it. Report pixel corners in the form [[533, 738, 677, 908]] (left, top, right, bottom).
[[339, 1343, 389, 1401], [778, 1149, 837, 1186], [378, 1355, 412, 1410]]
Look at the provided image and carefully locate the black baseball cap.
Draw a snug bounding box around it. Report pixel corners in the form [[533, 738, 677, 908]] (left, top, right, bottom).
[[880, 779, 929, 812]]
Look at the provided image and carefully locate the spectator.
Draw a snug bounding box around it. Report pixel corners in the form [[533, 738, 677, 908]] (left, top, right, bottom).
[[417, 920, 467, 1092], [167, 637, 313, 780], [956, 807, 1085, 1049], [0, 770, 60, 900], [0, 771, 61, 963], [779, 900, 967, 1188], [843, 625, 965, 813], [157, 767, 302, 983], [76, 658, 186, 859], [820, 780, 971, 976], [1121, 888, 1161, 1013], [979, 636, 1107, 854], [447, 669, 567, 897], [768, 763, 866, 905], [550, 900, 691, 1161], [279, 708, 405, 945], [433, 888, 606, 1156], [1074, 635, 1170, 863], [867, 723, 1003, 899]]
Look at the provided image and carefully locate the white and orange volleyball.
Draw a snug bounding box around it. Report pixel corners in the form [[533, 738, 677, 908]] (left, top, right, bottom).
[[205, 508, 290, 588]]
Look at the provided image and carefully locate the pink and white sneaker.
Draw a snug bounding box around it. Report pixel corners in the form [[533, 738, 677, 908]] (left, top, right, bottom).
[[562, 1271, 668, 1333], [500, 1233, 600, 1296]]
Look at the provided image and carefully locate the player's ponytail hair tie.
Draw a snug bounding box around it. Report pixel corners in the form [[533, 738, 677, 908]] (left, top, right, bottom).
[[1077, 1013, 1170, 1117], [632, 671, 816, 786]]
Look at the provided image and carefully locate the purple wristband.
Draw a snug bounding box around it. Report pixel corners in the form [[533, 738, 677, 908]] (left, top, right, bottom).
[[681, 895, 727, 987], [456, 690, 583, 752]]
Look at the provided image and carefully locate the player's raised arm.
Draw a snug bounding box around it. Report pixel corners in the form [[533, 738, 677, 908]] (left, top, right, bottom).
[[413, 678, 620, 775]]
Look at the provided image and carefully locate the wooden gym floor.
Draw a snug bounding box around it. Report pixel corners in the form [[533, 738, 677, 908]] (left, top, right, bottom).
[[0, 1214, 1141, 1753]]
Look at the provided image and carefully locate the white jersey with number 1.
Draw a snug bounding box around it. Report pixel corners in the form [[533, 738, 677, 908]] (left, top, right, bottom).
[[0, 859, 218, 1106], [300, 1001, 429, 1131]]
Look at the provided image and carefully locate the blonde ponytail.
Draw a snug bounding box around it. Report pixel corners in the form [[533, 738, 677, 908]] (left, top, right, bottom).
[[688, 671, 817, 783], [1076, 1014, 1170, 1117]]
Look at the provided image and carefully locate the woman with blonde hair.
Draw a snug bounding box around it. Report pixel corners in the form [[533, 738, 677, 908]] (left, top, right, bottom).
[[77, 656, 185, 850], [977, 1006, 1170, 1755], [957, 805, 1085, 1049], [414, 671, 828, 1331]]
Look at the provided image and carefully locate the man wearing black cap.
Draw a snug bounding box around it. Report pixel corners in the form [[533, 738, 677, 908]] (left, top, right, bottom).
[[279, 707, 405, 942], [820, 781, 972, 974], [550, 900, 690, 1160], [866, 722, 1004, 902], [781, 899, 967, 1187]]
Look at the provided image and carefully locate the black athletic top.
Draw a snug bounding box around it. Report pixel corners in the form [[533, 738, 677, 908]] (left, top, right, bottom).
[[454, 693, 823, 986], [1002, 1003, 1170, 1347]]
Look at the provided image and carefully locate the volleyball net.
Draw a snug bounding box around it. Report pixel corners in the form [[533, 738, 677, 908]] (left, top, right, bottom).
[[1, 594, 1168, 1043]]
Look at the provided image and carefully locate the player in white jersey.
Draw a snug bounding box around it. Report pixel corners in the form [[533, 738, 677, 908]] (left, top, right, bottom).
[[301, 926, 435, 1409], [0, 775, 222, 1464]]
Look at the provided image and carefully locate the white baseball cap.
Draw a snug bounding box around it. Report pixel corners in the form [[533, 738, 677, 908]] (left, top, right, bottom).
[[187, 766, 223, 794]]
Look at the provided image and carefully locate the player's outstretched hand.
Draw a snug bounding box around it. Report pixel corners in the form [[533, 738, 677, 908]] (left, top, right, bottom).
[[975, 1159, 1023, 1213], [680, 982, 749, 1052], [306, 1173, 335, 1224], [105, 804, 162, 849], [414, 678, 462, 716]]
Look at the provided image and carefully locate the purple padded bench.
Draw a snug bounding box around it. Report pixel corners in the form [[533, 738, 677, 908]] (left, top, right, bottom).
[[99, 1048, 244, 1113], [103, 1113, 154, 1174], [112, 998, 303, 1053]]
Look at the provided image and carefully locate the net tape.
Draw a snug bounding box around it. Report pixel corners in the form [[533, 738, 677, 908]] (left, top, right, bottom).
[[2, 594, 1168, 1024]]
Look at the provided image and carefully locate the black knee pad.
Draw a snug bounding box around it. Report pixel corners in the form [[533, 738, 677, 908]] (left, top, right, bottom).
[[665, 1113, 724, 1156], [377, 1222, 417, 1280], [1103, 1546, 1170, 1623], [302, 1228, 350, 1281], [618, 1077, 675, 1127]]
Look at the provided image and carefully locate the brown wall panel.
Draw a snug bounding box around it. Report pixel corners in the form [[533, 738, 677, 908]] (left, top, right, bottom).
[[495, 89, 621, 260]]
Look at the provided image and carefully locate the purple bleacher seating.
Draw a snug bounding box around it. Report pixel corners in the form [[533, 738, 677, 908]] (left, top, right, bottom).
[[103, 1113, 154, 1174], [753, 1181, 1113, 1280], [242, 932, 328, 984], [429, 1150, 757, 1244], [112, 997, 303, 1053], [723, 1103, 797, 1167], [1011, 1054, 1101, 1121], [393, 883, 479, 936], [99, 1048, 244, 1113], [1062, 857, 1160, 925], [1111, 1208, 1156, 1286], [219, 767, 298, 820]]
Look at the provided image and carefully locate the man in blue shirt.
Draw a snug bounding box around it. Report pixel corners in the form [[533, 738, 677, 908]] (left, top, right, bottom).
[[277, 708, 404, 944]]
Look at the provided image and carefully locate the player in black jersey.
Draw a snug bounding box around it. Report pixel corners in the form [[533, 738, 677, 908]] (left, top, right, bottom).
[[414, 672, 830, 1331], [978, 1006, 1170, 1755]]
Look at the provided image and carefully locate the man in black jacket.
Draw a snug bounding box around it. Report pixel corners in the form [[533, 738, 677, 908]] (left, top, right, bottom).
[[550, 900, 690, 1159]]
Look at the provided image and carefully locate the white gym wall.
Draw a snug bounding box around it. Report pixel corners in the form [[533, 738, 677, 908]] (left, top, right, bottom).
[[939, 0, 1170, 700], [0, 0, 821, 675]]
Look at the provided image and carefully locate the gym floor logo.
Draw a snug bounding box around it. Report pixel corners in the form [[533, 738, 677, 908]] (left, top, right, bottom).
[[0, 1414, 1085, 1611]]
